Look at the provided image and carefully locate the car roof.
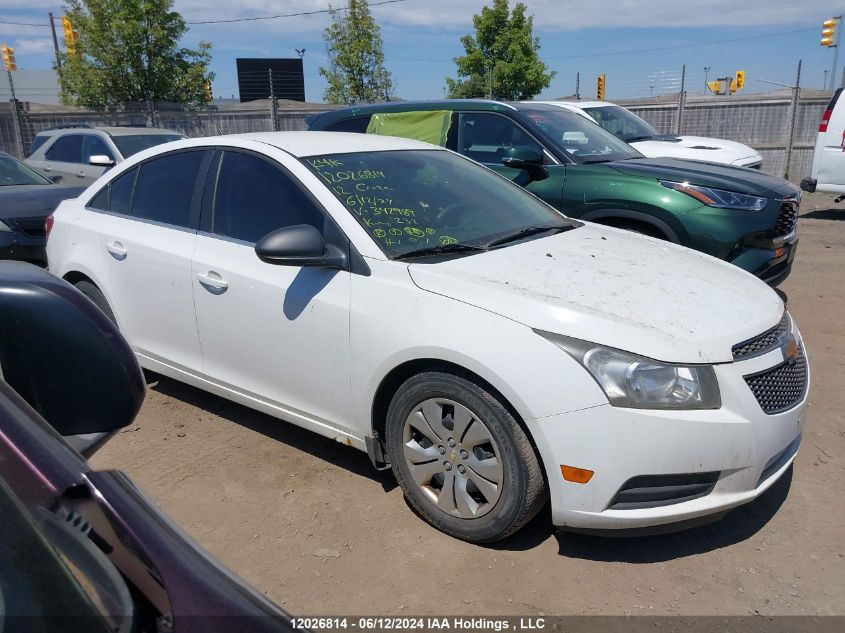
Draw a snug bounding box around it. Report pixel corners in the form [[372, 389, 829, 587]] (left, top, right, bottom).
[[532, 100, 615, 109], [36, 126, 182, 137], [144, 131, 440, 158]]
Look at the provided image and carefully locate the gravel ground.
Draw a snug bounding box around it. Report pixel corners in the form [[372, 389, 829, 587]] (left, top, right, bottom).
[[92, 192, 845, 616]]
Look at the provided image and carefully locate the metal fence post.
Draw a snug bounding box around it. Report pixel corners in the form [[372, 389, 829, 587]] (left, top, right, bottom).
[[269, 68, 279, 132], [784, 60, 802, 179], [676, 64, 686, 135]]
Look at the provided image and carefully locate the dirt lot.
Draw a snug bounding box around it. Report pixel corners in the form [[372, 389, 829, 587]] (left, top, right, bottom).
[[92, 193, 845, 616]]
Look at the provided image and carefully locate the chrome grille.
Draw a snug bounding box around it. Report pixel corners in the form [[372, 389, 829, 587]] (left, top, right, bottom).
[[774, 199, 798, 237], [744, 345, 807, 414], [732, 313, 789, 360]]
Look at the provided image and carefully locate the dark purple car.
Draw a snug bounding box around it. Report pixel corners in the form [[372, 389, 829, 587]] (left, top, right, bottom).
[[0, 262, 296, 633]]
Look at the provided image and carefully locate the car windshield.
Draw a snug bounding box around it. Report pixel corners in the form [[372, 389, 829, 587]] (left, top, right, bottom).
[[518, 107, 642, 163], [0, 154, 52, 186], [302, 149, 575, 259], [582, 105, 660, 143], [110, 133, 185, 158]]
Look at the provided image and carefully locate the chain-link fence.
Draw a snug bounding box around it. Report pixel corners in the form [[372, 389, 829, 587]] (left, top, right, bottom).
[[0, 87, 831, 182]]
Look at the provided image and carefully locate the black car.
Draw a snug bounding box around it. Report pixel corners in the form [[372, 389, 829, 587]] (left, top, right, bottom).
[[0, 152, 84, 264], [0, 263, 296, 633]]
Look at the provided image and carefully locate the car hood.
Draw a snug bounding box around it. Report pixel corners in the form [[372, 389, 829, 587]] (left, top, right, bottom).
[[605, 157, 796, 197], [0, 185, 85, 219], [407, 224, 783, 364], [631, 135, 760, 165]]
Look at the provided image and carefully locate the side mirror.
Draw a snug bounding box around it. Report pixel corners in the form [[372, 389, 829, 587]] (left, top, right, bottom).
[[49, 174, 65, 184], [255, 224, 348, 269], [501, 146, 549, 182], [0, 263, 145, 456], [89, 154, 116, 167]]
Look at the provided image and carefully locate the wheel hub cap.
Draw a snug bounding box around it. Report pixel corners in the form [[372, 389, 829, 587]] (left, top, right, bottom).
[[402, 398, 504, 519]]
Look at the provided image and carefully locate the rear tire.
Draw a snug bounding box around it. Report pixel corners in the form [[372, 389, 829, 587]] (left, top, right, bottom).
[[385, 371, 547, 543], [74, 280, 117, 326]]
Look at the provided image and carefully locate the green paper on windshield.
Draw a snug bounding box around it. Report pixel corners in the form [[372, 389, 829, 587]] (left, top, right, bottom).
[[366, 111, 452, 147]]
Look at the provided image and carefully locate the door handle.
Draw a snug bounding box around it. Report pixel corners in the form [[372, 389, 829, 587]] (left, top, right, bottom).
[[197, 271, 228, 293], [106, 241, 127, 260], [43, 165, 51, 171], [76, 170, 87, 178]]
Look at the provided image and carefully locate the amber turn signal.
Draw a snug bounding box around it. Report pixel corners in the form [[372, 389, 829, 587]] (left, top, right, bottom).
[[560, 465, 594, 484]]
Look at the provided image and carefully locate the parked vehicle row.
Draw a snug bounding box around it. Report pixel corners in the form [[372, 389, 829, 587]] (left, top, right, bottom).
[[537, 100, 764, 168], [307, 100, 798, 285], [46, 131, 809, 542]]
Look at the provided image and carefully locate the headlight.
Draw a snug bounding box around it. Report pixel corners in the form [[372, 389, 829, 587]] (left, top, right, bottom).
[[0, 220, 13, 232], [536, 331, 721, 410], [661, 180, 767, 211]]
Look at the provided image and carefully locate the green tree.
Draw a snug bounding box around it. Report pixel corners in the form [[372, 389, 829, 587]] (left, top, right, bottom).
[[447, 0, 555, 100], [319, 0, 393, 104], [59, 0, 213, 107]]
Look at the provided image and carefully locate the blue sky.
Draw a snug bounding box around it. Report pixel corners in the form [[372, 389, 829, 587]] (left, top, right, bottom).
[[0, 0, 841, 102]]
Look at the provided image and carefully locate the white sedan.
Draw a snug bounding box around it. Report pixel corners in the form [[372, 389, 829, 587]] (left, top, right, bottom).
[[47, 132, 807, 542], [533, 100, 764, 169]]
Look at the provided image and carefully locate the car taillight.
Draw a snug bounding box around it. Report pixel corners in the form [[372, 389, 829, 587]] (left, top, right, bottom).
[[820, 108, 833, 132], [45, 214, 54, 239]]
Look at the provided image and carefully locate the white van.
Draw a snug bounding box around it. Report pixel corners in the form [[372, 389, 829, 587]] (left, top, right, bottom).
[[802, 89, 845, 195]]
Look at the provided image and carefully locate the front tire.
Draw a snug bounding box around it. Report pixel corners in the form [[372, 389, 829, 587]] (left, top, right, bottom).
[[385, 371, 547, 543]]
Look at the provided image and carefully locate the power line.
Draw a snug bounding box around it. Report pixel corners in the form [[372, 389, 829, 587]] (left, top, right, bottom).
[[185, 0, 409, 25], [388, 25, 822, 63], [0, 0, 409, 29]]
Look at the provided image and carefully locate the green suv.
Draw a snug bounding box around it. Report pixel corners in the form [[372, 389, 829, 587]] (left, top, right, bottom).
[[307, 100, 799, 285]]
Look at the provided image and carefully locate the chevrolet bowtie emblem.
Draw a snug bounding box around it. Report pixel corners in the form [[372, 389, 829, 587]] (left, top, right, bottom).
[[780, 333, 799, 365]]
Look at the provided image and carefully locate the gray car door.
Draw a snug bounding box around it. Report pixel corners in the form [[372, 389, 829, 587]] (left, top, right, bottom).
[[41, 134, 86, 183]]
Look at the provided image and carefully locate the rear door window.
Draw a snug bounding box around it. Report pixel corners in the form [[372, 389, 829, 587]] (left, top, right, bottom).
[[212, 150, 325, 243], [457, 113, 544, 164], [45, 135, 84, 163], [131, 151, 204, 227], [107, 167, 137, 214]]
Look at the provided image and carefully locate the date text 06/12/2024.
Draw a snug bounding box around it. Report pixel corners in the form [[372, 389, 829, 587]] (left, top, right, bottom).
[[289, 618, 547, 631]]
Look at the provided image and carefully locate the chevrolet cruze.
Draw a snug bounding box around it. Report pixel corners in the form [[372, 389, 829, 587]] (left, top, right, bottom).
[[47, 132, 809, 542]]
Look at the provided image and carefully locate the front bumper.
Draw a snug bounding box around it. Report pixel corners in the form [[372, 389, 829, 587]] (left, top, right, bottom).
[[731, 232, 798, 287], [0, 231, 47, 265], [527, 330, 808, 531]]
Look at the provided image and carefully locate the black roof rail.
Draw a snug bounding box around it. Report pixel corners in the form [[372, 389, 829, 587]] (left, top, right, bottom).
[[43, 123, 94, 132]]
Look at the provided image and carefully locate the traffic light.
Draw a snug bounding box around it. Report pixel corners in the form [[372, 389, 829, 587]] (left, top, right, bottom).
[[821, 18, 838, 47], [596, 74, 606, 100], [707, 80, 722, 95], [735, 70, 745, 89], [62, 16, 79, 54], [1, 45, 15, 72]]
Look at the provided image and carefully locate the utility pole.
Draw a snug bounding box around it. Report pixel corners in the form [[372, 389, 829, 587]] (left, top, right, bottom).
[[825, 69, 830, 89], [2, 45, 23, 157], [704, 66, 711, 94], [487, 62, 493, 99], [48, 12, 61, 71], [575, 71, 580, 100], [269, 68, 279, 131], [676, 64, 686, 135]]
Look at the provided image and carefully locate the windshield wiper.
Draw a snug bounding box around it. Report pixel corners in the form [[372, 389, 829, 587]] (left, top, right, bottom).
[[581, 158, 615, 164], [393, 242, 488, 261], [482, 224, 574, 249], [625, 135, 656, 143]]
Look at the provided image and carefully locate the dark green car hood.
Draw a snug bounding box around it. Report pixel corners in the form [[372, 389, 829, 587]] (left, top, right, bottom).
[[607, 157, 799, 197]]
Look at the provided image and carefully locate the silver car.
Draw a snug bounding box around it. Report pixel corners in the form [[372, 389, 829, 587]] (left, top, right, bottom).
[[25, 126, 185, 185]]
